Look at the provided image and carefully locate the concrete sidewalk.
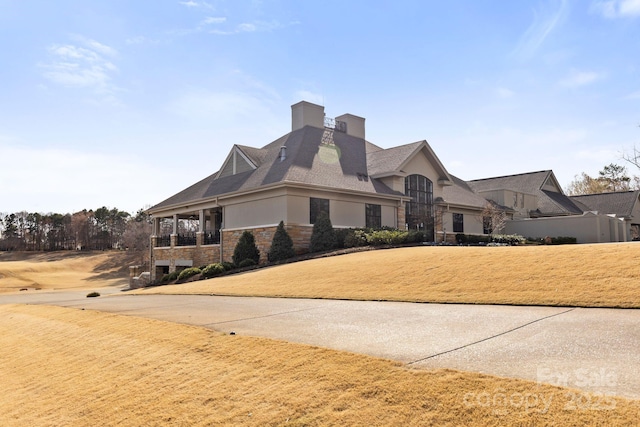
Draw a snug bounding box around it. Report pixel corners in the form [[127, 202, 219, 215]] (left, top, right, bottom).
[[1, 289, 639, 399]]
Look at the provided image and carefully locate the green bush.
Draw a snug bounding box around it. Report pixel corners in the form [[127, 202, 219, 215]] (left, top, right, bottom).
[[161, 270, 180, 283], [202, 263, 225, 279], [177, 267, 202, 281], [366, 229, 408, 245], [268, 221, 296, 263], [309, 211, 337, 253], [456, 233, 489, 244], [528, 236, 577, 245], [333, 228, 351, 249], [406, 230, 426, 243], [221, 261, 235, 271], [343, 229, 367, 248], [86, 291, 100, 298], [491, 234, 526, 245], [238, 258, 256, 268], [232, 231, 260, 266]]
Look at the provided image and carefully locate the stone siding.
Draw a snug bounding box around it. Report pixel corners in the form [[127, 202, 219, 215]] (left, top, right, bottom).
[[397, 204, 406, 229], [151, 244, 220, 280], [222, 224, 314, 264]]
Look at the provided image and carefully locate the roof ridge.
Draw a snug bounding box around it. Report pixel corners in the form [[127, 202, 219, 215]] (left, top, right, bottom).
[[469, 170, 551, 182]]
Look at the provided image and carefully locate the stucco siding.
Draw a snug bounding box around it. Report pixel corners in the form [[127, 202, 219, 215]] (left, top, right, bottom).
[[332, 199, 364, 228], [402, 154, 445, 200], [504, 214, 620, 243], [381, 205, 396, 228], [224, 195, 287, 229]]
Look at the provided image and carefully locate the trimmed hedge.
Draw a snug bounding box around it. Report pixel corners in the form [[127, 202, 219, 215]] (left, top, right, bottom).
[[202, 263, 225, 279], [177, 267, 201, 282], [528, 236, 577, 245]]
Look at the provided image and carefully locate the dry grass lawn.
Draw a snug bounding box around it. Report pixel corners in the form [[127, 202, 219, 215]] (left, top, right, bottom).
[[0, 251, 134, 293], [137, 243, 640, 308], [1, 304, 638, 426]]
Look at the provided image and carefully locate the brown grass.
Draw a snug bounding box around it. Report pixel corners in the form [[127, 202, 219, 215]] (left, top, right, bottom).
[[0, 251, 134, 293], [1, 304, 638, 426], [136, 243, 640, 308]]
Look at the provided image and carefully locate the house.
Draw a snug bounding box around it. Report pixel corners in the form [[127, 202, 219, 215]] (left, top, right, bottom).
[[466, 170, 637, 243], [147, 100, 636, 280], [147, 101, 486, 280], [571, 191, 640, 240]]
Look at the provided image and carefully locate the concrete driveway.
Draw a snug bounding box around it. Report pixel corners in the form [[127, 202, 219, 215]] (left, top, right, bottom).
[[1, 289, 639, 399]]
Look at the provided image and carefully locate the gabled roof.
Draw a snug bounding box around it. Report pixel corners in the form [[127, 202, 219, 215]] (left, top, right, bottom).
[[468, 170, 583, 216], [367, 140, 452, 184], [149, 126, 405, 212], [570, 191, 640, 218], [441, 175, 490, 209]]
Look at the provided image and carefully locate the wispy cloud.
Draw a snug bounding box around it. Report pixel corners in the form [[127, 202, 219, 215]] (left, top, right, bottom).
[[513, 0, 570, 61], [209, 20, 283, 35], [179, 0, 213, 10], [39, 36, 120, 101], [559, 70, 603, 87], [590, 0, 640, 18]]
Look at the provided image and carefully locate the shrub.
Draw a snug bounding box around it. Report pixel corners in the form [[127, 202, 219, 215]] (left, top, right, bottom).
[[161, 270, 180, 283], [238, 258, 256, 268], [456, 234, 490, 245], [406, 230, 426, 243], [177, 267, 202, 282], [221, 261, 235, 271], [232, 230, 260, 266], [366, 229, 408, 246], [490, 234, 525, 245], [334, 228, 351, 249], [86, 291, 100, 298], [202, 263, 225, 279], [342, 229, 366, 248], [268, 221, 296, 263], [309, 211, 337, 252]]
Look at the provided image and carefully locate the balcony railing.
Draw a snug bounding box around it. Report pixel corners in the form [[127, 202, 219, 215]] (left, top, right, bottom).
[[203, 230, 220, 245], [177, 233, 197, 246], [156, 235, 171, 247]]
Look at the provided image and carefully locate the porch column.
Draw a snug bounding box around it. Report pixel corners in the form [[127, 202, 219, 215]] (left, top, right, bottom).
[[171, 214, 178, 247], [196, 209, 205, 246]]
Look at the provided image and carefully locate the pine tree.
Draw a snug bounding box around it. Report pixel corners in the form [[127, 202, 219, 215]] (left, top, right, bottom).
[[309, 211, 337, 253], [268, 221, 296, 262], [232, 230, 260, 266]]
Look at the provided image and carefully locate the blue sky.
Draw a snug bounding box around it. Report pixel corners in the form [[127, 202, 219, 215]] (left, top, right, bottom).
[[1, 0, 639, 215]]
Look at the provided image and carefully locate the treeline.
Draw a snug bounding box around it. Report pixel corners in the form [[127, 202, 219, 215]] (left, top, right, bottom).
[[0, 207, 151, 252]]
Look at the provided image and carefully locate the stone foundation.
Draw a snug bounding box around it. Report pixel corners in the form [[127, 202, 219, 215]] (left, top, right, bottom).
[[222, 224, 313, 264], [151, 244, 221, 281]]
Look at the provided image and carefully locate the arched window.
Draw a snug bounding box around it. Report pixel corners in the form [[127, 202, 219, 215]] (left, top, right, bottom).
[[405, 174, 434, 241]]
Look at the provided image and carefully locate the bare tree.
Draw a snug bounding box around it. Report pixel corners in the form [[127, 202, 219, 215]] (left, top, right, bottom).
[[481, 202, 507, 239]]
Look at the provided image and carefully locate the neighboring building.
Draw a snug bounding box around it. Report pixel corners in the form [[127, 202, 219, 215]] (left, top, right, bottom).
[[147, 101, 637, 280], [571, 191, 640, 240]]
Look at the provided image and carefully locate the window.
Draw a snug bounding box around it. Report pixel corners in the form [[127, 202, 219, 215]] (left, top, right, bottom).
[[520, 193, 525, 208], [404, 174, 434, 241], [453, 213, 464, 233], [310, 197, 329, 224], [365, 204, 381, 228]]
